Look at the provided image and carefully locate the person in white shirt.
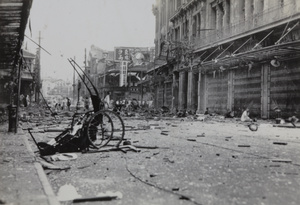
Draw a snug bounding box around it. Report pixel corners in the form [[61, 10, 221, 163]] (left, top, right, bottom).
[[241, 108, 253, 122], [104, 91, 111, 109]]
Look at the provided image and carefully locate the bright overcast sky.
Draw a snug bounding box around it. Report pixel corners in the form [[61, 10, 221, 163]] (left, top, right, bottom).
[[24, 0, 156, 81]]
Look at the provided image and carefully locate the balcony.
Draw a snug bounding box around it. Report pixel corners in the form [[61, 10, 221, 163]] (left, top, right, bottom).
[[193, 1, 300, 51]]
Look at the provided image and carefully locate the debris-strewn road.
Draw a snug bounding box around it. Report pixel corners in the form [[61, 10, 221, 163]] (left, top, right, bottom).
[[25, 113, 300, 205]]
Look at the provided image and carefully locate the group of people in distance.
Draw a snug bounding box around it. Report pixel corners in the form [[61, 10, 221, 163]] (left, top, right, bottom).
[[206, 106, 298, 125], [82, 91, 148, 113], [204, 108, 299, 127], [53, 97, 71, 112], [240, 107, 299, 125]]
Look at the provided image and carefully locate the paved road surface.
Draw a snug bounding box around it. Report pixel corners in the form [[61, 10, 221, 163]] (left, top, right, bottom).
[[27, 116, 300, 205]]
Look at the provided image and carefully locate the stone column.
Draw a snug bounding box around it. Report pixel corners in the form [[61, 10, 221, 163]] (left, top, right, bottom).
[[178, 71, 187, 110], [261, 64, 270, 119], [216, 4, 223, 31], [223, 0, 230, 29], [253, 0, 264, 27], [187, 71, 195, 111], [245, 0, 253, 29], [197, 72, 202, 113], [227, 70, 234, 111], [172, 73, 179, 111], [296, 0, 300, 12]]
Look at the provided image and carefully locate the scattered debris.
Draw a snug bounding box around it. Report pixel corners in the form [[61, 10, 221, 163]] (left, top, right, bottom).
[[134, 145, 169, 149], [77, 165, 92, 169], [269, 165, 280, 167], [273, 142, 288, 145], [38, 159, 70, 170], [163, 157, 175, 163], [87, 145, 139, 153], [125, 161, 201, 205], [284, 172, 299, 175], [197, 133, 205, 137], [154, 126, 165, 129], [161, 130, 169, 135], [123, 140, 131, 145], [248, 124, 258, 131], [238, 145, 251, 147], [270, 159, 292, 163], [154, 117, 161, 121], [57, 184, 82, 201], [44, 128, 65, 132], [50, 153, 78, 161], [273, 124, 300, 128], [73, 191, 122, 203], [179, 195, 192, 201]]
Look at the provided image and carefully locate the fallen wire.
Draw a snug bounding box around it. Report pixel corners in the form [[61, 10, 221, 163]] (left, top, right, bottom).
[[124, 157, 202, 205]]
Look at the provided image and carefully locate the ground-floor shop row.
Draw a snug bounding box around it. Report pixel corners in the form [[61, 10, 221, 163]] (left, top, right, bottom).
[[153, 58, 300, 119]]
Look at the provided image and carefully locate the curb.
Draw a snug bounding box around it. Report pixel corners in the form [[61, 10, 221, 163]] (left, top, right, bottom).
[[21, 129, 60, 205]]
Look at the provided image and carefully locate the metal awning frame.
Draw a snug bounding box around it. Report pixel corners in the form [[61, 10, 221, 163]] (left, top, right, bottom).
[[197, 40, 300, 72]]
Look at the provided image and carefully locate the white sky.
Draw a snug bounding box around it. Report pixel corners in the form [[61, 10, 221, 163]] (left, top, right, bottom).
[[24, 0, 156, 81]]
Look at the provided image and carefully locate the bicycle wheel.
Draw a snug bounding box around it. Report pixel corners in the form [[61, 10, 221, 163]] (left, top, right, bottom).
[[86, 111, 114, 149], [101, 110, 125, 147]]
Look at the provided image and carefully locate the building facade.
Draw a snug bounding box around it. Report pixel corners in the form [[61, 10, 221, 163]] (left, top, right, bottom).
[[87, 45, 155, 102], [0, 50, 37, 106], [41, 77, 73, 106], [151, 0, 300, 118]]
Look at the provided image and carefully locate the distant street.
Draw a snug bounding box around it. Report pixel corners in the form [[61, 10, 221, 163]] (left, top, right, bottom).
[[27, 115, 300, 205]]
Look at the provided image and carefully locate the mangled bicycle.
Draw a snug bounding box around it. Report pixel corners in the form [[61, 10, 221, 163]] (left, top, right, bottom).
[[28, 58, 125, 156]]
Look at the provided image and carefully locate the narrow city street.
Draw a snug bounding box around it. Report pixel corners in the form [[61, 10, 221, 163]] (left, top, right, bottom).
[[26, 114, 300, 205]]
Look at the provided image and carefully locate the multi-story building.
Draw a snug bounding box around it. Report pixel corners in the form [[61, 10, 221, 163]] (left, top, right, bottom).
[[0, 49, 37, 106], [151, 0, 300, 119], [87, 45, 155, 102], [41, 77, 73, 106]]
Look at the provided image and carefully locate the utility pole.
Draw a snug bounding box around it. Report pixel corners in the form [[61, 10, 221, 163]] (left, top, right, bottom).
[[35, 31, 41, 104], [84, 48, 87, 96], [72, 56, 76, 104]]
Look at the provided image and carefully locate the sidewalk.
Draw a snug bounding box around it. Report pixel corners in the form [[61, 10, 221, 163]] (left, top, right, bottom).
[[0, 123, 60, 205]]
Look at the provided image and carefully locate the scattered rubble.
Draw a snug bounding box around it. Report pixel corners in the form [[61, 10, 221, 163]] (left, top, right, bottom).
[[273, 142, 288, 145], [238, 145, 251, 147], [57, 184, 82, 201], [50, 153, 78, 161], [270, 159, 292, 163]]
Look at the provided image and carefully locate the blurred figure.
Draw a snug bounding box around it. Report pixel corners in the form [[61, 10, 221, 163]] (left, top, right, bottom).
[[23, 95, 28, 107], [66, 98, 71, 111], [104, 91, 111, 109], [241, 108, 253, 122], [84, 97, 90, 111]]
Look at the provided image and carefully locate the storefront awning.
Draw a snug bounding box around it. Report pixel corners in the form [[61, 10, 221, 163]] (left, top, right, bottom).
[[0, 0, 33, 70], [147, 62, 168, 74], [198, 40, 300, 72]]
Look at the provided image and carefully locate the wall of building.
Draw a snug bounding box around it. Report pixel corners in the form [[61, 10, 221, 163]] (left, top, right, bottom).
[[151, 0, 300, 118]]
